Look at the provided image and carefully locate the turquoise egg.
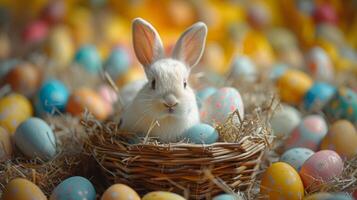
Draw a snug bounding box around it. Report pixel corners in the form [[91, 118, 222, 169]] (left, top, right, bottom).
[[323, 87, 357, 123], [183, 123, 218, 144], [104, 46, 131, 79], [35, 79, 69, 116], [14, 117, 56, 160], [280, 147, 314, 171], [196, 87, 217, 108], [74, 45, 102, 74], [303, 82, 336, 111], [229, 56, 256, 81], [212, 194, 237, 200], [50, 176, 96, 200]]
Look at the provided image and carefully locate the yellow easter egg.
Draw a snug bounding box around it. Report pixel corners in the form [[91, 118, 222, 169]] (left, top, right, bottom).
[[66, 7, 94, 46], [101, 184, 140, 200], [142, 191, 185, 200], [0, 126, 12, 161], [277, 69, 313, 105], [260, 162, 304, 200], [2, 178, 47, 200], [304, 192, 333, 200], [0, 93, 33, 133], [116, 67, 145, 87]]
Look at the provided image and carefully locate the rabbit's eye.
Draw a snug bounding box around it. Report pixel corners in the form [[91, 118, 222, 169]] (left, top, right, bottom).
[[184, 81, 187, 89], [151, 79, 156, 90]]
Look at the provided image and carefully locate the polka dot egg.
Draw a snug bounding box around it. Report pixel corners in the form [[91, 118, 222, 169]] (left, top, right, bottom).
[[101, 184, 140, 200], [196, 86, 217, 108], [303, 82, 336, 111], [50, 176, 96, 200], [2, 178, 46, 200], [280, 147, 314, 171], [142, 191, 185, 200]]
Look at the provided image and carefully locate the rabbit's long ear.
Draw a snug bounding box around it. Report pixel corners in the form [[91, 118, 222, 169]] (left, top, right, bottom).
[[172, 22, 207, 68], [132, 18, 164, 67]]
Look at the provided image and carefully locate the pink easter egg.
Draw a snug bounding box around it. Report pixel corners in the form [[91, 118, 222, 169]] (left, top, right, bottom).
[[98, 85, 118, 104], [22, 20, 49, 44]]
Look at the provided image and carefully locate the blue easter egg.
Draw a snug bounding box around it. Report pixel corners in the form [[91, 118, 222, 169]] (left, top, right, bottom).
[[35, 79, 69, 115], [304, 82, 336, 111], [104, 47, 130, 79], [50, 176, 96, 200], [269, 63, 288, 80], [324, 88, 357, 123], [14, 117, 56, 160], [280, 147, 314, 171], [196, 87, 217, 108], [212, 194, 237, 200], [74, 45, 102, 74], [183, 123, 218, 144], [229, 56, 256, 81]]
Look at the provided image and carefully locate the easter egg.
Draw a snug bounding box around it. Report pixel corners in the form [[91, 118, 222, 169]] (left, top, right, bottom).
[[229, 55, 256, 82], [260, 162, 304, 200], [183, 123, 218, 144], [304, 192, 333, 200], [98, 85, 118, 104], [196, 87, 217, 108], [46, 25, 74, 66], [0, 93, 33, 133], [300, 150, 343, 187], [35, 79, 69, 115], [276, 69, 313, 105], [104, 46, 131, 79], [119, 79, 146, 106], [14, 117, 56, 160], [50, 176, 96, 200], [285, 115, 328, 151], [0, 126, 12, 161], [66, 88, 110, 120], [320, 120, 357, 159], [2, 178, 46, 200], [142, 191, 185, 200], [4, 62, 42, 97], [22, 20, 49, 44], [116, 67, 145, 87], [313, 4, 338, 25], [323, 87, 357, 123], [303, 82, 336, 111], [212, 194, 238, 200], [101, 184, 140, 200], [269, 63, 288, 80], [280, 147, 314, 171], [74, 45, 102, 74], [270, 104, 301, 138], [306, 47, 334, 82], [200, 87, 244, 125]]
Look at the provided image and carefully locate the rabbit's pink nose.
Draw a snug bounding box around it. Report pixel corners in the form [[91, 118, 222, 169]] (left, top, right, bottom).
[[163, 95, 178, 108]]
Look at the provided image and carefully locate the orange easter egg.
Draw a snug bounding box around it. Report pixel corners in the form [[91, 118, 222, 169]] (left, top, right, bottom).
[[101, 184, 140, 200], [2, 178, 46, 200]]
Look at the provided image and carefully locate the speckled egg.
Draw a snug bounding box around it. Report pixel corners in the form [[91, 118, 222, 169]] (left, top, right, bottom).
[[260, 162, 304, 200], [304, 192, 333, 200], [50, 176, 96, 200], [320, 120, 357, 159], [104, 46, 131, 79], [183, 123, 218, 144], [229, 55, 256, 81], [300, 150, 343, 187], [142, 191, 185, 200], [0, 126, 12, 161], [276, 69, 313, 105], [303, 82, 336, 111], [2, 178, 46, 200], [323, 87, 357, 123], [66, 88, 110, 120], [0, 93, 33, 133], [212, 194, 239, 200], [285, 115, 328, 151], [280, 147, 314, 171], [306, 47, 334, 81], [101, 184, 140, 200], [74, 44, 102, 74], [196, 87, 217, 108], [35, 79, 69, 116], [14, 117, 56, 160], [200, 87, 244, 125], [270, 104, 301, 138]]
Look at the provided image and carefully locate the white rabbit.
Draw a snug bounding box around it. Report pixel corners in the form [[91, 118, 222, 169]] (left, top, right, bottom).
[[119, 18, 207, 142]]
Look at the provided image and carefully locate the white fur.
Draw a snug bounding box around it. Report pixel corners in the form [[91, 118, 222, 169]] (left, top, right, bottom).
[[120, 18, 207, 142]]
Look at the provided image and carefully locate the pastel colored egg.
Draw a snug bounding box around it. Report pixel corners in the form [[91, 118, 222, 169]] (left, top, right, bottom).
[[276, 69, 313, 105], [142, 191, 185, 200], [270, 104, 301, 138], [4, 62, 42, 97], [306, 47, 334, 82], [304, 192, 333, 200], [119, 79, 146, 106], [98, 85, 118, 104], [183, 123, 218, 144], [269, 63, 288, 80], [303, 82, 336, 111], [50, 176, 96, 200], [300, 150, 343, 188], [22, 20, 49, 44], [2, 178, 46, 200], [35, 79, 69, 116], [14, 117, 56, 160], [320, 120, 357, 159], [323, 87, 357, 123], [74, 45, 102, 74], [212, 194, 237, 200], [229, 55, 256, 81], [101, 184, 140, 200], [46, 25, 74, 66], [260, 162, 304, 200], [196, 87, 217, 108], [0, 126, 12, 161], [104, 46, 131, 79], [280, 147, 314, 171], [200, 87, 244, 125], [285, 115, 328, 151], [66, 88, 110, 120], [0, 93, 33, 133]]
